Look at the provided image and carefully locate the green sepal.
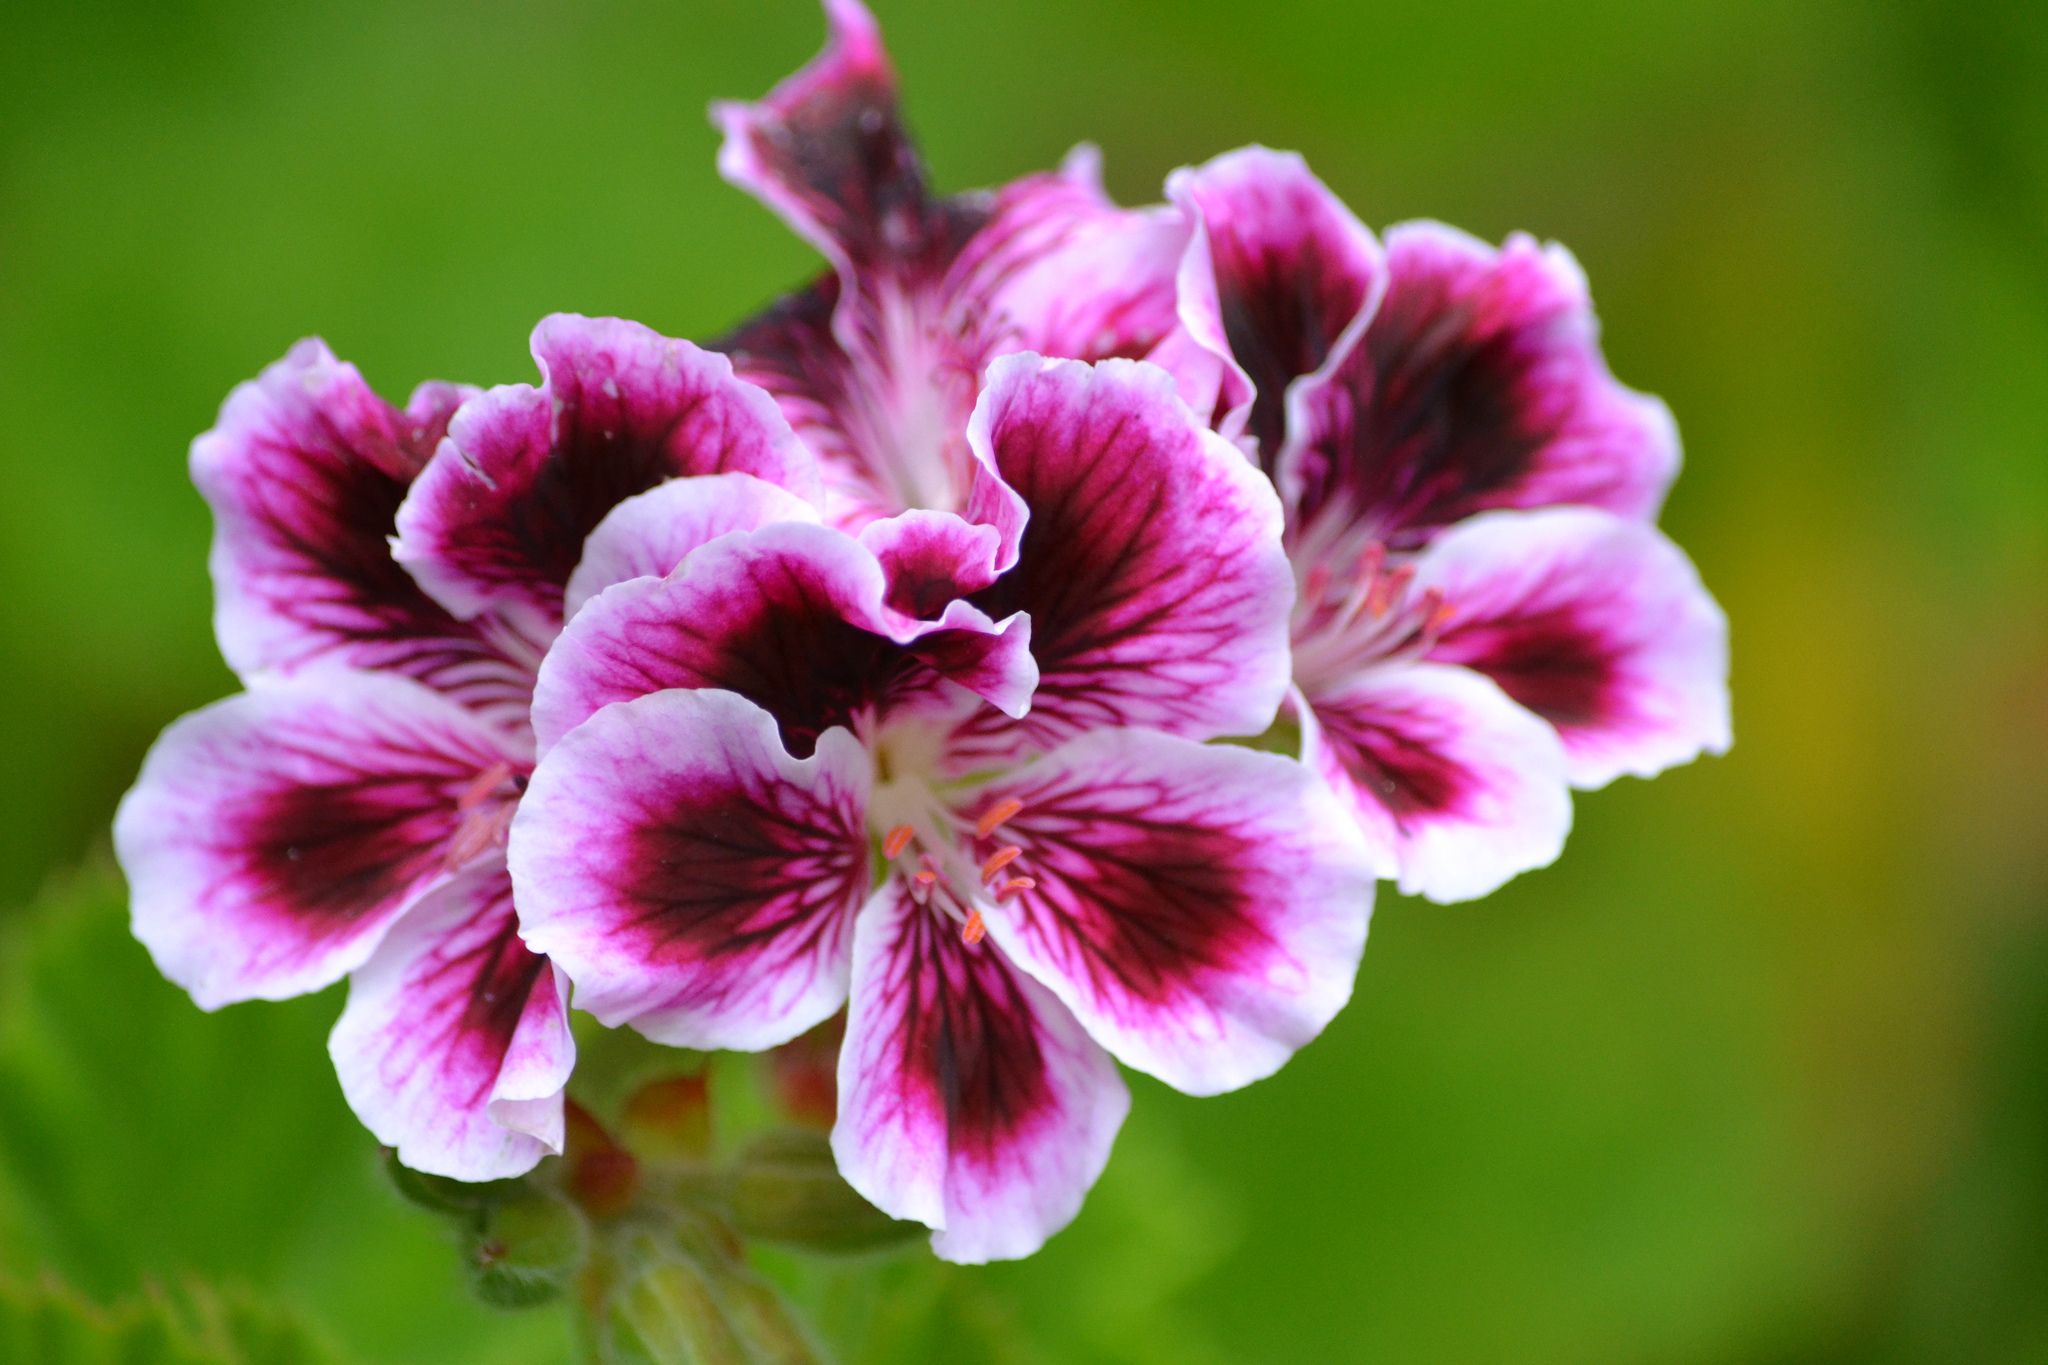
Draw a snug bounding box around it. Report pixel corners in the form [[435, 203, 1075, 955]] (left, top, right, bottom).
[[380, 1148, 530, 1219], [465, 1192, 589, 1310]]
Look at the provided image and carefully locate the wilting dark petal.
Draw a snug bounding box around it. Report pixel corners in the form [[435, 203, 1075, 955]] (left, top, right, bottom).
[[394, 314, 819, 643], [1287, 221, 1680, 546], [1413, 508, 1730, 788], [562, 472, 822, 622], [832, 879, 1128, 1264], [509, 689, 870, 1051], [531, 522, 1033, 760], [192, 339, 532, 719], [971, 728, 1372, 1096], [966, 354, 1292, 749], [329, 856, 573, 1180], [1301, 665, 1571, 902], [114, 669, 529, 1010], [1167, 146, 1386, 473]]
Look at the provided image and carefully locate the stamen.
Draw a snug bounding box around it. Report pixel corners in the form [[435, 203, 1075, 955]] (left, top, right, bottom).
[[882, 824, 916, 859], [457, 761, 514, 811], [1302, 563, 1332, 606], [994, 876, 1036, 903], [1416, 588, 1454, 649], [913, 869, 939, 888], [1367, 564, 1414, 619], [445, 810, 497, 871], [960, 910, 986, 946], [980, 845, 1022, 882], [975, 798, 1024, 838]]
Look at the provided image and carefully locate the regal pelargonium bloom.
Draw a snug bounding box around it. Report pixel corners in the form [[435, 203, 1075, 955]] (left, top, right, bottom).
[[709, 0, 1235, 533], [1169, 148, 1731, 901], [115, 315, 823, 1178], [508, 356, 1375, 1262]]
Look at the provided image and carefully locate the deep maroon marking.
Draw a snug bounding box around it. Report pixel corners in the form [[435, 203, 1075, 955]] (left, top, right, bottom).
[[1298, 266, 1570, 543], [611, 767, 865, 983], [1212, 231, 1367, 474], [1433, 608, 1617, 731], [238, 773, 456, 932], [1314, 701, 1469, 826], [1003, 799, 1273, 1011], [410, 880, 553, 1108], [886, 902, 1055, 1166]]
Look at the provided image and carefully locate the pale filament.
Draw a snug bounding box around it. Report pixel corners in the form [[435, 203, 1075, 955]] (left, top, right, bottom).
[[1290, 537, 1456, 695]]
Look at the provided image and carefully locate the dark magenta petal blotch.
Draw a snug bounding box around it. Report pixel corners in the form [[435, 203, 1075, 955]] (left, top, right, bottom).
[[530, 521, 1033, 761], [1412, 508, 1731, 788], [509, 689, 872, 1051], [1167, 147, 1387, 472], [1287, 222, 1680, 547], [1299, 665, 1572, 903], [191, 339, 534, 719], [833, 880, 1129, 1264], [329, 856, 574, 1180], [115, 668, 532, 1010], [973, 728, 1373, 1096], [964, 354, 1294, 749], [393, 314, 820, 643]]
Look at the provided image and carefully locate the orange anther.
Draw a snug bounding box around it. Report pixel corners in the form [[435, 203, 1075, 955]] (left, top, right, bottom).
[[457, 761, 514, 811], [961, 910, 987, 946], [975, 798, 1025, 838], [980, 845, 1022, 881], [882, 824, 916, 858], [913, 869, 938, 886], [995, 876, 1036, 903], [1303, 563, 1332, 605]]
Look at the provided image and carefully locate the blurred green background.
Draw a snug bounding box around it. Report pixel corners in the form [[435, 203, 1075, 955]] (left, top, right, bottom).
[[2, 0, 2045, 1360]]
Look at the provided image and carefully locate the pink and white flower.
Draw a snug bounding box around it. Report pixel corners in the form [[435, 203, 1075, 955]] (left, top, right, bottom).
[[116, 315, 821, 1178], [709, 0, 1229, 534], [1171, 148, 1731, 901], [508, 356, 1375, 1261]]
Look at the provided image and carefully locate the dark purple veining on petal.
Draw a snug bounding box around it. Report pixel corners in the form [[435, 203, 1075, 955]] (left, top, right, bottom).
[[1311, 696, 1470, 826], [234, 771, 461, 936], [404, 873, 553, 1108], [1430, 606, 1617, 731], [877, 902, 1056, 1167]]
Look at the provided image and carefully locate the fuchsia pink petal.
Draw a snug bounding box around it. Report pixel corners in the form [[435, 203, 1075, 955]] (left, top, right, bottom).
[[832, 880, 1129, 1264], [1300, 665, 1571, 903], [972, 729, 1373, 1096], [394, 315, 819, 643], [1167, 147, 1387, 472], [191, 339, 531, 717], [329, 856, 573, 1180], [509, 690, 871, 1051], [531, 521, 1033, 759], [114, 669, 530, 1010], [1412, 508, 1731, 788], [1287, 222, 1680, 546], [562, 473, 822, 622], [965, 354, 1293, 748]]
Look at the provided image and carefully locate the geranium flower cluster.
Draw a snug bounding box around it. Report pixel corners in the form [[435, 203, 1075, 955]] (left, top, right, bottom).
[[116, 0, 1727, 1264]]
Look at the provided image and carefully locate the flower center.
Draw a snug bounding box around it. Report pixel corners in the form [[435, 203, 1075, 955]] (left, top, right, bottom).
[[1288, 539, 1455, 696], [842, 288, 980, 515], [444, 760, 527, 871]]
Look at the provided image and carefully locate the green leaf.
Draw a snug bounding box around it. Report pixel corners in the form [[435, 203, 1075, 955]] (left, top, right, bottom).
[[0, 1267, 344, 1365]]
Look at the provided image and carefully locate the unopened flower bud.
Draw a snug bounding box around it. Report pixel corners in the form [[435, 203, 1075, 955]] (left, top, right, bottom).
[[722, 1130, 923, 1255], [621, 1074, 712, 1164], [467, 1191, 589, 1309]]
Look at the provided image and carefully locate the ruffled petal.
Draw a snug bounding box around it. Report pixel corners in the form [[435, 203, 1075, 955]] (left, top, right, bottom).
[[114, 669, 529, 1009], [832, 879, 1129, 1264], [531, 522, 1033, 760], [562, 472, 822, 622], [328, 856, 573, 1180], [191, 340, 532, 717], [969, 728, 1373, 1097], [508, 689, 870, 1051], [1166, 147, 1386, 472], [1288, 221, 1680, 546], [1301, 663, 1571, 903], [1412, 508, 1731, 788], [394, 314, 819, 642], [965, 354, 1293, 747]]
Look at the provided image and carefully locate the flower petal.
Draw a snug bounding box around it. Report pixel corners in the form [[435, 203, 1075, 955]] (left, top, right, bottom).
[[1287, 222, 1680, 546], [1302, 663, 1571, 903], [114, 669, 529, 1009], [969, 728, 1373, 1097], [394, 315, 819, 642], [1167, 147, 1387, 472], [562, 472, 822, 622], [532, 522, 1033, 760], [965, 354, 1293, 747], [508, 689, 870, 1051], [1412, 508, 1731, 788], [191, 340, 532, 717], [832, 879, 1129, 1264], [328, 855, 573, 1180]]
